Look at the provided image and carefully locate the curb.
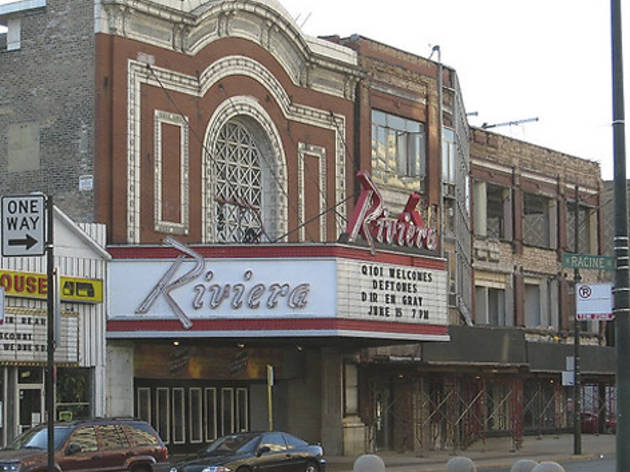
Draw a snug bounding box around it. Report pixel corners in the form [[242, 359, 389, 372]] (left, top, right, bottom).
[[469, 453, 605, 472], [326, 451, 611, 472]]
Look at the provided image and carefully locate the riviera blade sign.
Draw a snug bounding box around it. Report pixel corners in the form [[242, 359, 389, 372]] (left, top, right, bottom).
[[1, 194, 46, 257]]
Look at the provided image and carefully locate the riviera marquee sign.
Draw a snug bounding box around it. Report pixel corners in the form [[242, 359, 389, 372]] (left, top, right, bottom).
[[108, 239, 449, 337], [337, 260, 447, 325]]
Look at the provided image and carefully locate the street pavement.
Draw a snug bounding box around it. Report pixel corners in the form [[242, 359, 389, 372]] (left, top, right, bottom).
[[482, 457, 615, 472], [325, 433, 615, 472]]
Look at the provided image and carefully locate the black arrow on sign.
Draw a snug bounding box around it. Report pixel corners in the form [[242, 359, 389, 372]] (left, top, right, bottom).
[[8, 234, 38, 250]]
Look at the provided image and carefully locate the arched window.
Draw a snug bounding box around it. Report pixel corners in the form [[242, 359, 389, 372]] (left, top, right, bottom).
[[204, 97, 287, 244], [213, 119, 264, 243]]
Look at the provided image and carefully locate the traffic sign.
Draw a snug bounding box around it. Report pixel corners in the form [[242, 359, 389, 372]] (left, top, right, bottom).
[[562, 371, 575, 386], [1, 195, 46, 257], [562, 253, 614, 271], [576, 282, 614, 321], [576, 312, 615, 321]]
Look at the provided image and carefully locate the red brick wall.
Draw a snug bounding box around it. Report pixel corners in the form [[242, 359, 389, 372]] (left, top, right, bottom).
[[94, 34, 356, 244]]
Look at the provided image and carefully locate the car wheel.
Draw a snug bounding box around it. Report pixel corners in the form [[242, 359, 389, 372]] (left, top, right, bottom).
[[304, 461, 319, 472], [130, 465, 151, 472]]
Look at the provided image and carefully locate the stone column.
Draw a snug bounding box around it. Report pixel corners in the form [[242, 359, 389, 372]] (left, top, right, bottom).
[[105, 341, 135, 417], [321, 347, 344, 455]]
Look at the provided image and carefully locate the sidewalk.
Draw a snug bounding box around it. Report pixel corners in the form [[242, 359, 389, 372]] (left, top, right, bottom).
[[325, 433, 616, 471]]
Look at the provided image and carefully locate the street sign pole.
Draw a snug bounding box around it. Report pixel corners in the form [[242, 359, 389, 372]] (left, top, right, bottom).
[[266, 365, 274, 431], [1, 194, 53, 464], [46, 196, 54, 472], [573, 185, 581, 455]]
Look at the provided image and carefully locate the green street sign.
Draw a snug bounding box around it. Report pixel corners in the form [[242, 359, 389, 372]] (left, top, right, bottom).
[[561, 253, 615, 271]]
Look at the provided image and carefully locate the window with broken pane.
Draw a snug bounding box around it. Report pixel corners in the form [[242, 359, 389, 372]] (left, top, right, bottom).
[[566, 201, 594, 254], [371, 109, 426, 192], [486, 184, 506, 239], [523, 193, 551, 247]]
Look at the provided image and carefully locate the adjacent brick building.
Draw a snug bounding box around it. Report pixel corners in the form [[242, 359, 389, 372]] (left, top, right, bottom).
[[317, 35, 614, 452], [0, 0, 95, 221]]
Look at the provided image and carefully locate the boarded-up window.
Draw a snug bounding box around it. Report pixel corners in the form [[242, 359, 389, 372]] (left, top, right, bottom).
[[487, 184, 510, 240], [566, 202, 597, 254], [8, 122, 39, 172], [524, 283, 541, 328], [523, 193, 554, 248]]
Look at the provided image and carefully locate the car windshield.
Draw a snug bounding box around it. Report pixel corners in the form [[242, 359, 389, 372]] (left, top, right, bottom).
[[201, 433, 259, 456], [4, 426, 74, 451]]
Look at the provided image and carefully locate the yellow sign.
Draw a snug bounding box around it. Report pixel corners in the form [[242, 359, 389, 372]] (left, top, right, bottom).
[[59, 276, 103, 303], [0, 270, 102, 304]]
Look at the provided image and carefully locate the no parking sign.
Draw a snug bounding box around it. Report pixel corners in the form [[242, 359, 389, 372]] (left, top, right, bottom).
[[576, 282, 614, 321]]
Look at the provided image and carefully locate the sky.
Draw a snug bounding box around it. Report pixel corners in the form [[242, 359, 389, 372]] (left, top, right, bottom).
[[279, 0, 629, 182], [1, 0, 628, 180]]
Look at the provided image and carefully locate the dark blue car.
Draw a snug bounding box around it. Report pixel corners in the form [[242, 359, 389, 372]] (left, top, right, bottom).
[[170, 431, 325, 472]]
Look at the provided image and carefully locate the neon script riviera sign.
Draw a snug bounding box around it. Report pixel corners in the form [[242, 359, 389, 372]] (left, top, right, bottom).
[[346, 171, 438, 252], [135, 238, 310, 329]]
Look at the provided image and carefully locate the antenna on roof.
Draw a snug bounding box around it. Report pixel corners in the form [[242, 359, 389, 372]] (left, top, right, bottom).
[[299, 12, 312, 29], [481, 117, 539, 129], [428, 44, 440, 61]]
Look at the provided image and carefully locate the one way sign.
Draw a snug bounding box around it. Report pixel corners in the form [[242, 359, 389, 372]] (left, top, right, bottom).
[[1, 195, 46, 257]]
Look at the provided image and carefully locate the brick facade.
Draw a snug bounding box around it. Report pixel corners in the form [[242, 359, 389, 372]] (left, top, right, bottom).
[[471, 127, 605, 336], [331, 35, 473, 325], [0, 0, 95, 222]]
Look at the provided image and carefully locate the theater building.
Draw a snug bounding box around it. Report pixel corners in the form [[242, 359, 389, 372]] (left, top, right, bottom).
[[106, 239, 449, 455], [90, 0, 451, 456]]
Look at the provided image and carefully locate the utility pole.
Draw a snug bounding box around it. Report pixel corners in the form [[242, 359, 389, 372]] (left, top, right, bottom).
[[573, 186, 581, 455], [612, 1, 630, 471], [46, 196, 55, 472], [0, 193, 51, 463]]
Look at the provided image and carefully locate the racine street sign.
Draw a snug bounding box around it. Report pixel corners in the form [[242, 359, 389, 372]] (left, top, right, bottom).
[[561, 253, 614, 271]]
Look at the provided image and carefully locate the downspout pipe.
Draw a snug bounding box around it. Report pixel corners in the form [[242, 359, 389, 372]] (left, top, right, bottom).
[[432, 45, 444, 259]]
